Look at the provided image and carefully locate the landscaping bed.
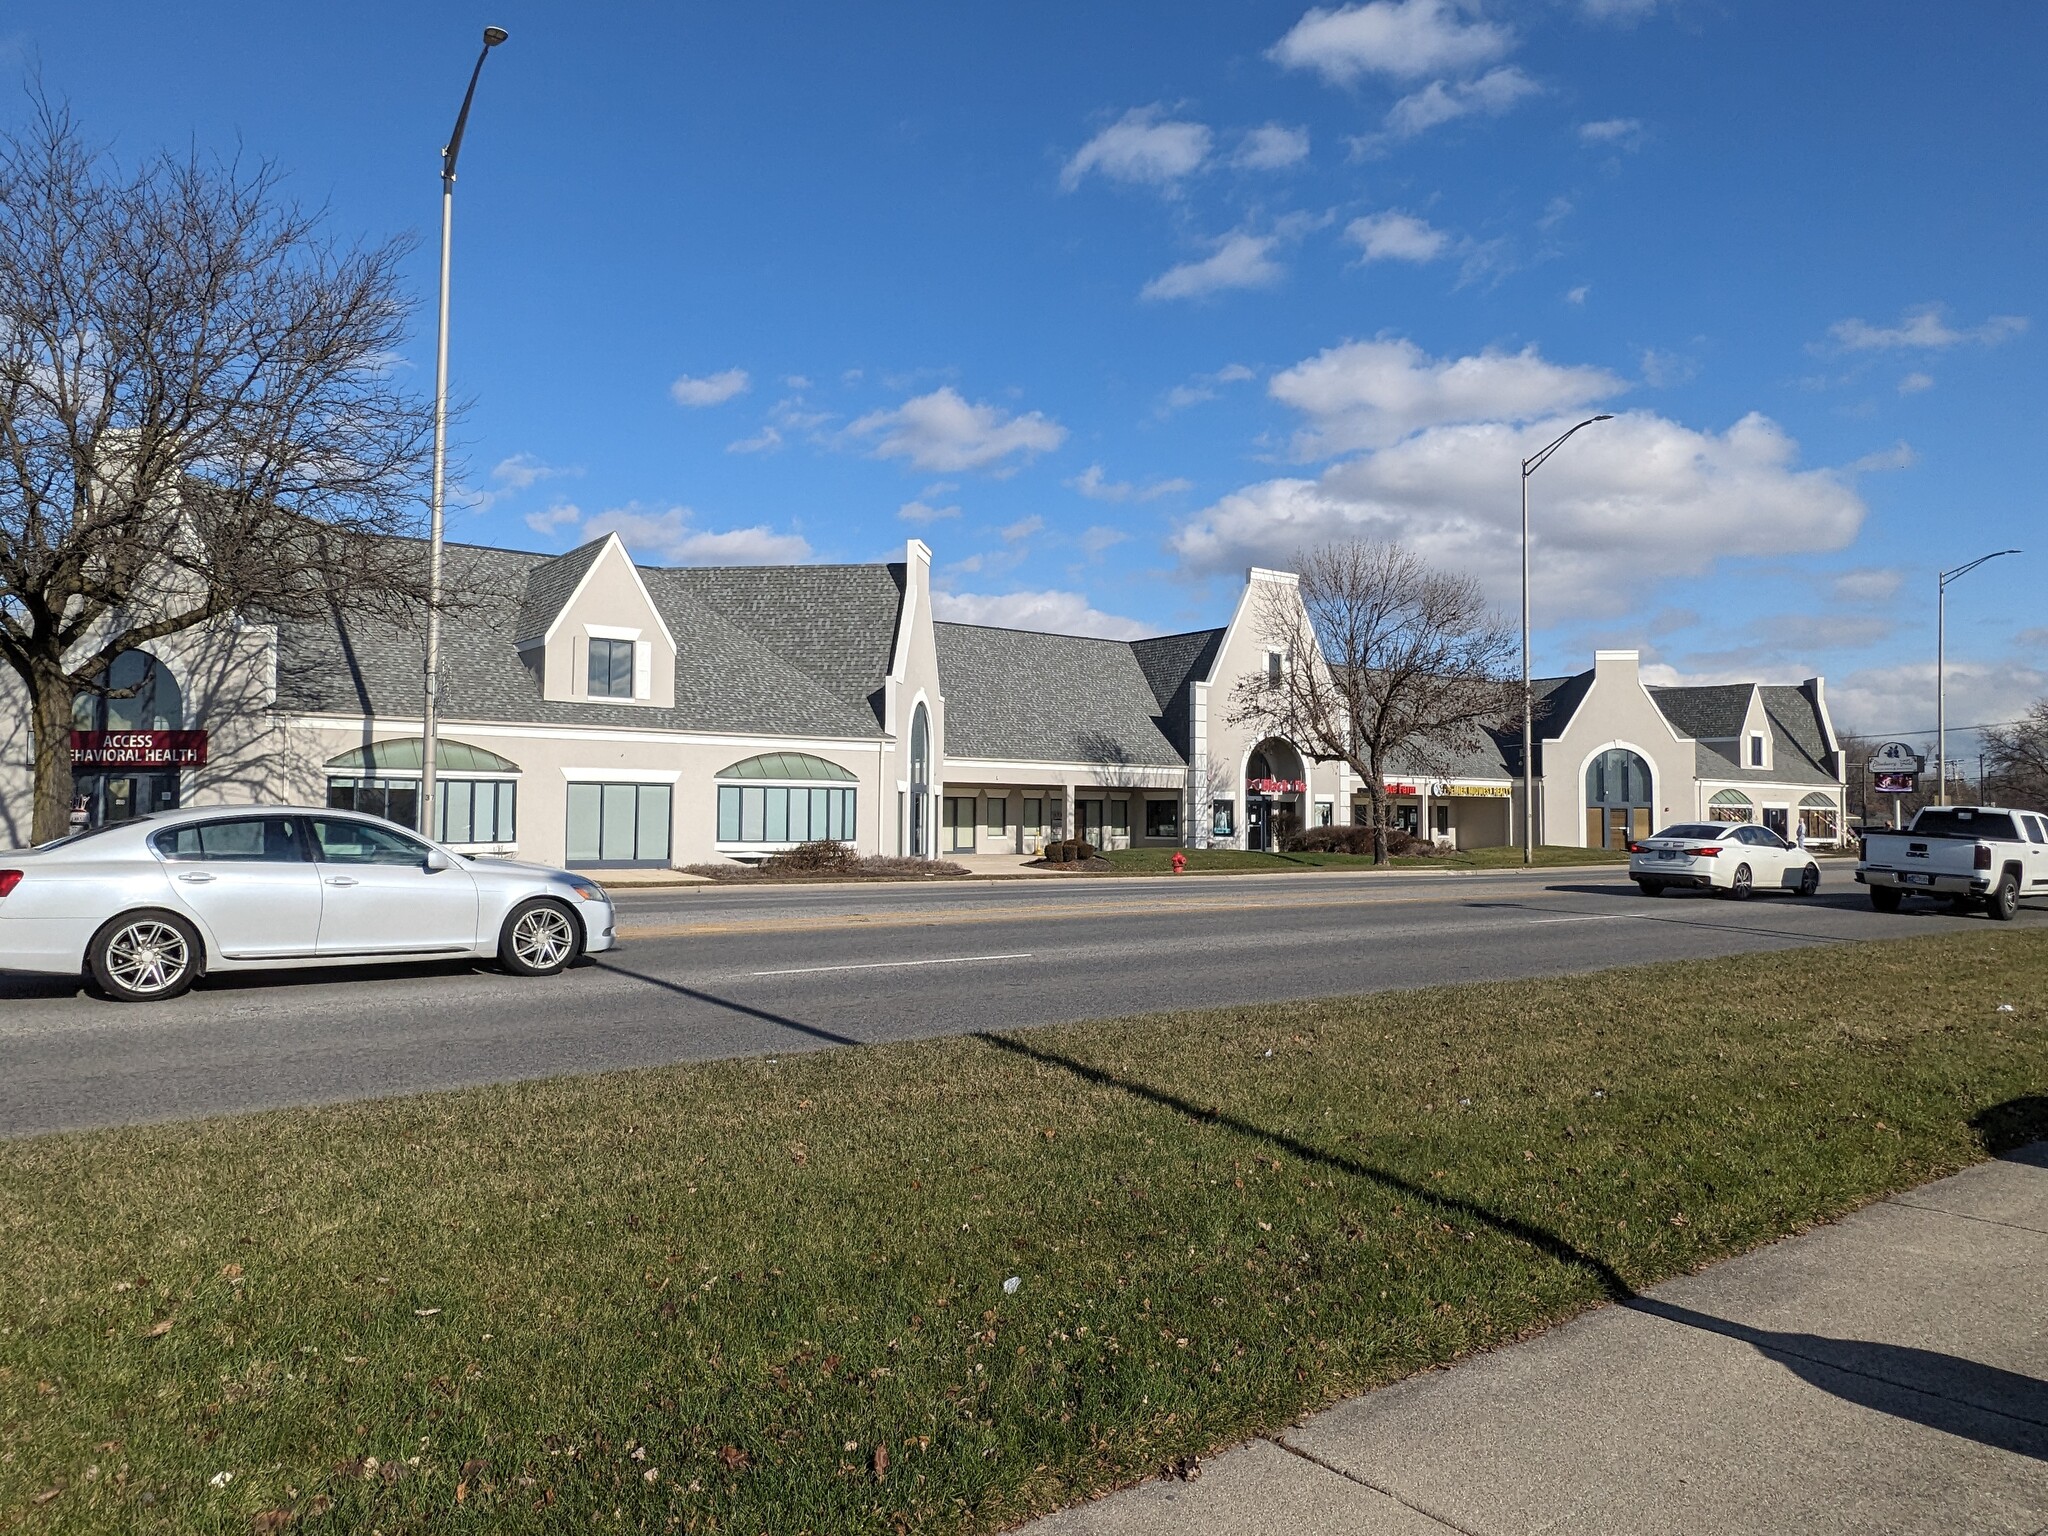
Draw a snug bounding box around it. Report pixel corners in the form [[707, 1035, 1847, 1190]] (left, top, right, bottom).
[[2, 930, 2042, 1533], [1097, 844, 1626, 874]]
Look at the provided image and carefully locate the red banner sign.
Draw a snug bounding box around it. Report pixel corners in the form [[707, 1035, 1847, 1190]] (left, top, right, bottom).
[[1246, 777, 1306, 794], [71, 730, 208, 768], [1385, 782, 1418, 797]]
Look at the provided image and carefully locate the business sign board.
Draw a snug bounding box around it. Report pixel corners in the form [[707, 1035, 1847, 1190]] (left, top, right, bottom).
[[1246, 776, 1307, 795], [71, 730, 208, 768], [1868, 741, 1921, 776], [1872, 771, 1918, 794], [1439, 782, 1513, 798]]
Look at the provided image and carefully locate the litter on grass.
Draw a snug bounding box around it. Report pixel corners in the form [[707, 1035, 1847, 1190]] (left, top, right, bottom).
[[1003, 1276, 1022, 1295]]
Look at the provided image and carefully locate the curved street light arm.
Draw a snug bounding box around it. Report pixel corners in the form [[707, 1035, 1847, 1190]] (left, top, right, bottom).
[[1523, 414, 1615, 478], [1939, 548, 2021, 587]]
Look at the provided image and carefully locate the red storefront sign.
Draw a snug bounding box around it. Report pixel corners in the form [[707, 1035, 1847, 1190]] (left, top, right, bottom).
[[71, 730, 209, 768], [1247, 776, 1307, 794], [1385, 782, 1418, 797]]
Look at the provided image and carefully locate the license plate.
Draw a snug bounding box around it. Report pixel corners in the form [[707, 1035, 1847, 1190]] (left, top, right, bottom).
[[1658, 851, 1679, 861], [1901, 873, 1933, 886]]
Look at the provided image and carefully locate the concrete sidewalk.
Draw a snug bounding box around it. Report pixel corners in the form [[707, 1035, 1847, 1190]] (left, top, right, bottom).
[[1024, 1146, 2048, 1535]]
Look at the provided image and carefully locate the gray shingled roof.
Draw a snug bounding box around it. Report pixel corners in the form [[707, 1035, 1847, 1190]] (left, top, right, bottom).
[[935, 623, 1187, 766], [1493, 671, 1594, 778], [1647, 683, 1754, 740], [274, 542, 898, 742], [513, 537, 609, 644], [1128, 629, 1225, 758], [1692, 684, 1838, 787]]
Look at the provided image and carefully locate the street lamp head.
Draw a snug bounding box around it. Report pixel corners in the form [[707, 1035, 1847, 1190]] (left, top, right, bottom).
[[483, 25, 509, 46], [1591, 414, 1614, 421]]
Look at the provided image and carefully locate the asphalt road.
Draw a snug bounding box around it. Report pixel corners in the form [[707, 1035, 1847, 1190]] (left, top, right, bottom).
[[1, 864, 2034, 1137]]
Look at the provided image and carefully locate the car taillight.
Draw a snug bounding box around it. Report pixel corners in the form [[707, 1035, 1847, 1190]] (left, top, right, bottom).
[[1975, 843, 1993, 870], [1691, 847, 1721, 858], [0, 870, 21, 898], [1627, 841, 1644, 854]]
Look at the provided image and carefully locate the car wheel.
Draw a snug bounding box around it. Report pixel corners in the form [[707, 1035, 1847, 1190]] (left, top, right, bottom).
[[1870, 885, 1903, 913], [1984, 871, 2021, 922], [1722, 863, 1753, 901], [1797, 863, 1820, 897], [1635, 879, 1663, 897], [89, 910, 202, 1002], [499, 897, 582, 976]]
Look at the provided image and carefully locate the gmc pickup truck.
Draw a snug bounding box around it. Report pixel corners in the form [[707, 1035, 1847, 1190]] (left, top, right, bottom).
[[1857, 805, 2048, 919]]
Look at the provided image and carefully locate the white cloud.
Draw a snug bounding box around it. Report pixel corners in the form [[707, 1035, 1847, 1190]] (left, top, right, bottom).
[[1141, 231, 1286, 302], [1639, 348, 1696, 388], [726, 426, 784, 454], [1233, 123, 1311, 170], [1846, 440, 1917, 474], [933, 588, 1150, 640], [1580, 0, 1660, 20], [1832, 567, 1903, 604], [1157, 363, 1257, 416], [1173, 391, 1866, 622], [1270, 0, 1512, 84], [1062, 106, 1212, 191], [523, 501, 584, 536], [1069, 464, 1195, 502], [1577, 117, 1643, 146], [542, 502, 811, 565], [897, 499, 961, 524], [1001, 515, 1046, 543], [1345, 210, 1449, 263], [669, 368, 751, 407], [1566, 284, 1591, 305], [1081, 525, 1130, 556], [1828, 305, 2029, 352], [469, 452, 577, 513], [847, 387, 1067, 474], [1898, 371, 1935, 395], [1268, 336, 1626, 457], [1827, 658, 2048, 741], [1385, 65, 1539, 137]]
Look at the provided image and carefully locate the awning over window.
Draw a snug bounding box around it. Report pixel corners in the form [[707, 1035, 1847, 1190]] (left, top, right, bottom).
[[1709, 789, 1753, 807], [715, 752, 855, 782], [325, 738, 520, 775], [1799, 791, 1836, 808]]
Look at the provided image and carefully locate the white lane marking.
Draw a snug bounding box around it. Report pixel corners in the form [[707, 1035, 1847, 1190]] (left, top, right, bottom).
[[1522, 914, 1637, 925], [752, 952, 1036, 978]]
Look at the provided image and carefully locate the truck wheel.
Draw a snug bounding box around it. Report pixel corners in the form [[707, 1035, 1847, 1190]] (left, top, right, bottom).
[[1722, 863, 1753, 901], [499, 898, 582, 976], [89, 910, 203, 1002], [1870, 886, 1902, 913], [1984, 872, 2021, 922]]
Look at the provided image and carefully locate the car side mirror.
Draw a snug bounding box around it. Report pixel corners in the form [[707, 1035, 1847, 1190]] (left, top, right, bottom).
[[424, 847, 452, 873]]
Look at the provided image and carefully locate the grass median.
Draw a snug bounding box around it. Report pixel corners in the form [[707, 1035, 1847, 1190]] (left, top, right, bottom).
[[1097, 844, 1625, 874], [3, 930, 2043, 1534]]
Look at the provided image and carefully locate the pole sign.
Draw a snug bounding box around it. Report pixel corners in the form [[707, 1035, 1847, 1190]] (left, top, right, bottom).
[[1868, 740, 1920, 794], [71, 730, 209, 768]]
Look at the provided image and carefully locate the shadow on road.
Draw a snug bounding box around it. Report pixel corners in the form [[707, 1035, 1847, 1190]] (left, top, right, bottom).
[[1461, 896, 1861, 945], [590, 956, 862, 1047], [981, 1031, 2048, 1463]]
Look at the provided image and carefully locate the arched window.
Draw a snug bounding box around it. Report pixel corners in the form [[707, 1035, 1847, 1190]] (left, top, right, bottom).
[[73, 650, 182, 732], [909, 703, 931, 857], [713, 754, 858, 848], [1799, 791, 1840, 846], [1584, 747, 1653, 848], [1708, 788, 1754, 824]]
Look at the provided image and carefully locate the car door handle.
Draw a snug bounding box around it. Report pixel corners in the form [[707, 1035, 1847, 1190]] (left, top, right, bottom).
[[177, 871, 217, 884], [325, 876, 361, 888]]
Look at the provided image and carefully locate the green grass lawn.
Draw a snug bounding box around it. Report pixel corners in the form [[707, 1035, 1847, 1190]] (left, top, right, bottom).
[[3, 932, 2043, 1534], [1098, 843, 1624, 874]]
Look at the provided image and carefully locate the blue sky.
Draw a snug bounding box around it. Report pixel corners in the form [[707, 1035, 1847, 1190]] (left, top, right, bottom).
[[10, 1, 2045, 744]]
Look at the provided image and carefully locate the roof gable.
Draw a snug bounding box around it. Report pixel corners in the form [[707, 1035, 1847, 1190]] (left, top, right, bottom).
[[514, 537, 610, 645]]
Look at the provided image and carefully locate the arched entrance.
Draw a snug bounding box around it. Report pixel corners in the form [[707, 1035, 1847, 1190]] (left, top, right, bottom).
[[72, 650, 185, 825], [1584, 747, 1653, 848], [1245, 739, 1307, 852]]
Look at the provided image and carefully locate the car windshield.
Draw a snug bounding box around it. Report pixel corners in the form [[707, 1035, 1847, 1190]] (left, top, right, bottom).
[[1650, 824, 1724, 841], [1910, 809, 2020, 840]]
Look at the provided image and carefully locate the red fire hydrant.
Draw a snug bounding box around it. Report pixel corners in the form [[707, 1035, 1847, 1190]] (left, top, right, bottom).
[[1172, 850, 1187, 874]]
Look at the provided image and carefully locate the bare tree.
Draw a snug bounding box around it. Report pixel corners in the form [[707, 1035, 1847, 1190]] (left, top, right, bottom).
[[0, 100, 433, 842], [1983, 700, 2048, 807], [1230, 542, 1516, 862]]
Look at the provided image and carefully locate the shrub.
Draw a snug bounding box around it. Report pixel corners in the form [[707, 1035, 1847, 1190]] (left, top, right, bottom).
[[1283, 824, 1443, 858], [762, 839, 861, 876], [854, 855, 971, 878], [1039, 837, 1099, 865], [679, 861, 764, 882]]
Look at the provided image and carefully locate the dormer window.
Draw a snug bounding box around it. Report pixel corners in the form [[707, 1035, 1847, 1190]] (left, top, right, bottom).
[[1749, 732, 1766, 768], [588, 638, 635, 698]]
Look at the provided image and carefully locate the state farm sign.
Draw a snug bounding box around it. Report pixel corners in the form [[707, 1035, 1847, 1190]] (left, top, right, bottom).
[[71, 731, 208, 768]]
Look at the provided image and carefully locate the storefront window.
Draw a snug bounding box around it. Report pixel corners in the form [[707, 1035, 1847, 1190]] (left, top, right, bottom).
[[1708, 789, 1754, 824], [1315, 799, 1334, 827], [567, 782, 672, 865], [717, 784, 855, 846], [1144, 798, 1180, 839], [1799, 793, 1839, 844], [325, 777, 516, 844]]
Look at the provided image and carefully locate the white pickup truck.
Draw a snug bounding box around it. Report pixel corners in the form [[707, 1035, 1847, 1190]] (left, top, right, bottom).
[[1857, 805, 2048, 919]]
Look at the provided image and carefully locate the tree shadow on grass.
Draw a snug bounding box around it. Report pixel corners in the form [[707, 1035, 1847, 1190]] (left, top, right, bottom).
[[981, 1029, 2048, 1464]]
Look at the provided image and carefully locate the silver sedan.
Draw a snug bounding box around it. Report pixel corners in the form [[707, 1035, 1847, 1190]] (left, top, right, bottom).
[[0, 806, 616, 1001]]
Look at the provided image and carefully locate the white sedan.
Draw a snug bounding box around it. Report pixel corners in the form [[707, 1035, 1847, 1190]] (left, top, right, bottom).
[[1629, 821, 1822, 900], [0, 806, 616, 1001]]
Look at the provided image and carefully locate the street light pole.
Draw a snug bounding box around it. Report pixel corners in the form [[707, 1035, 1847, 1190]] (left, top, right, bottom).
[[1934, 548, 2019, 807], [1520, 414, 1613, 864], [421, 25, 509, 838]]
